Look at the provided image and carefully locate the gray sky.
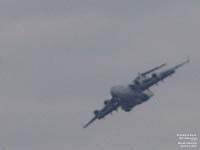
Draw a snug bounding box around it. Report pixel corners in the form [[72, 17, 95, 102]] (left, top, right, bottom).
[[0, 0, 199, 149]]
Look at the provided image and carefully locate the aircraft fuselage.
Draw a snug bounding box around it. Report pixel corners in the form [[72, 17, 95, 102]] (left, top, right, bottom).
[[83, 59, 189, 128], [110, 85, 153, 111]]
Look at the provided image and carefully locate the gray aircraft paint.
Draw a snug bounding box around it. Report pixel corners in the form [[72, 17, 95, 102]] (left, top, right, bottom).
[[83, 60, 189, 128], [0, 0, 200, 149]]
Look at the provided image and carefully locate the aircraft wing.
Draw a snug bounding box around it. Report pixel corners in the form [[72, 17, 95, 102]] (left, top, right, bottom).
[[141, 59, 190, 90], [83, 116, 97, 129], [83, 99, 120, 128]]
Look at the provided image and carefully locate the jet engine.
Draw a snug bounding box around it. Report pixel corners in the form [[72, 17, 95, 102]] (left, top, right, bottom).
[[104, 100, 109, 105], [121, 105, 132, 112], [141, 90, 154, 101], [94, 110, 99, 116], [152, 73, 159, 78]]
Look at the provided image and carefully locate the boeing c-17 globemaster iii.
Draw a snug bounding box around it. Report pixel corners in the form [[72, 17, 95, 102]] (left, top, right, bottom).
[[83, 59, 190, 128]]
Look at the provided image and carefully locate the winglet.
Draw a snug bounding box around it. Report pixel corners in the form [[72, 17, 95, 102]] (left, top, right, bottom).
[[83, 117, 97, 128], [173, 58, 190, 70]]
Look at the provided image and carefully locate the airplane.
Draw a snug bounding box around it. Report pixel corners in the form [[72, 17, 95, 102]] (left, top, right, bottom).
[[83, 59, 190, 128]]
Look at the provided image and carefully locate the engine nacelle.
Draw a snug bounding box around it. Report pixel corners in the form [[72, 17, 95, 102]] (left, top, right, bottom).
[[104, 100, 109, 105], [152, 73, 159, 78], [134, 79, 141, 85], [121, 106, 132, 112], [141, 90, 154, 102], [94, 110, 99, 116]]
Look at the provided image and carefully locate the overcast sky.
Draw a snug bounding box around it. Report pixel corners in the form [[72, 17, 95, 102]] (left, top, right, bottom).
[[0, 0, 199, 149]]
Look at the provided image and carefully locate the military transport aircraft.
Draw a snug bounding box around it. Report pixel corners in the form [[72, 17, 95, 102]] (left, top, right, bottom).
[[83, 59, 190, 128]]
